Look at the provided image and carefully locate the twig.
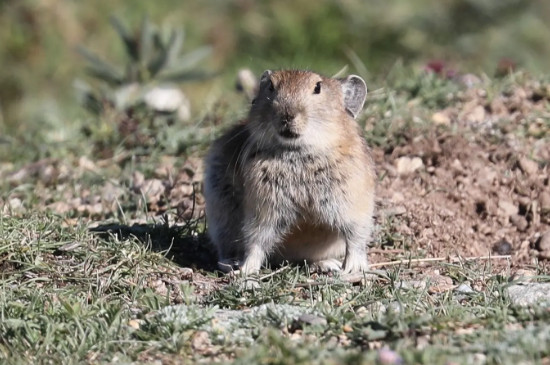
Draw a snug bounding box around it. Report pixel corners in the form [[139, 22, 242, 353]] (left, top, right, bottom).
[[259, 266, 291, 281], [369, 248, 405, 254], [292, 255, 511, 287], [294, 270, 389, 288], [370, 255, 511, 268]]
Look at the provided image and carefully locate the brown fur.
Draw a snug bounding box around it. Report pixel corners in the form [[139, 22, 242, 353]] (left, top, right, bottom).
[[203, 70, 375, 274]]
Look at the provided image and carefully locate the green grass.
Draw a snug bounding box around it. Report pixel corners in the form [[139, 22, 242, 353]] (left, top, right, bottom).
[[1, 213, 549, 364]]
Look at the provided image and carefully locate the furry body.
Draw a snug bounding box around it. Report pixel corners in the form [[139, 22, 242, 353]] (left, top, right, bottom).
[[204, 70, 375, 274]]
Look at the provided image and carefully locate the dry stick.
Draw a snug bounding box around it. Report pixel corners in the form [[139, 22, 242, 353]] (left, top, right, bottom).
[[259, 265, 291, 281], [369, 255, 511, 268], [369, 248, 404, 254], [294, 255, 512, 287]]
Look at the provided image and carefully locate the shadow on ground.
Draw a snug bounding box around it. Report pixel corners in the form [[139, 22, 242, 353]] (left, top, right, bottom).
[[90, 221, 219, 271]]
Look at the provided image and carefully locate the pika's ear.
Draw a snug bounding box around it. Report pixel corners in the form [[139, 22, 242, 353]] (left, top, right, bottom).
[[259, 70, 273, 87], [340, 75, 367, 119]]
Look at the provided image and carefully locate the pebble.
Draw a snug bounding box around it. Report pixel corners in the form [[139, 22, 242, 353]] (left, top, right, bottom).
[[510, 269, 537, 283], [191, 330, 211, 351], [493, 239, 512, 255], [431, 112, 451, 126], [540, 192, 550, 213], [395, 156, 424, 175], [180, 267, 194, 279], [377, 348, 403, 365], [517, 157, 539, 176], [498, 200, 518, 217], [507, 283, 550, 307], [386, 301, 403, 315], [297, 313, 327, 327], [510, 214, 528, 231], [535, 231, 550, 252], [455, 283, 474, 294]]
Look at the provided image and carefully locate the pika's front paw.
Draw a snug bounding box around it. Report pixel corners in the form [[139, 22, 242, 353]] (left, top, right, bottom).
[[240, 257, 262, 275], [311, 259, 343, 273], [217, 259, 242, 273], [342, 257, 369, 274]]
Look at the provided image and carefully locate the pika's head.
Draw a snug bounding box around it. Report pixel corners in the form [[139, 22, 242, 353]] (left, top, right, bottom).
[[248, 70, 367, 149]]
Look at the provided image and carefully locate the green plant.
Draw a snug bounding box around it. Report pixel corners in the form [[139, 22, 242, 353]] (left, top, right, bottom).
[[75, 16, 213, 157]]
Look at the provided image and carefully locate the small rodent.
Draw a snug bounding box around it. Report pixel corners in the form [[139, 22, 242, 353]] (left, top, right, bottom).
[[204, 69, 375, 274]]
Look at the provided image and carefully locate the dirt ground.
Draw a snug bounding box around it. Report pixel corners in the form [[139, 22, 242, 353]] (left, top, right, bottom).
[[372, 82, 550, 269]]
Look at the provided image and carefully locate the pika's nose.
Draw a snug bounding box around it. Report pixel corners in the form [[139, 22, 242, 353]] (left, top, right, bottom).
[[281, 113, 294, 126]]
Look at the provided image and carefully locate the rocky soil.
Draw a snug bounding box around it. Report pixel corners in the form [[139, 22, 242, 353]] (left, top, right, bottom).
[[1, 74, 549, 273]]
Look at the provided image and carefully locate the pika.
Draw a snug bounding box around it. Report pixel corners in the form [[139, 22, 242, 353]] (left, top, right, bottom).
[[204, 70, 375, 274]]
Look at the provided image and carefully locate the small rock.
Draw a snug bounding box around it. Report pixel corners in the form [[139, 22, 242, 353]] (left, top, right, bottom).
[[466, 105, 486, 124], [535, 231, 550, 252], [355, 306, 369, 318], [386, 301, 403, 315], [180, 267, 194, 279], [132, 171, 145, 188], [364, 302, 387, 315], [507, 283, 550, 307], [431, 112, 451, 126], [395, 156, 424, 175], [78, 156, 97, 171], [517, 157, 539, 176], [459, 73, 481, 88], [498, 200, 518, 217], [143, 85, 191, 121], [380, 206, 407, 217], [540, 192, 550, 213], [8, 198, 23, 211], [395, 280, 426, 291], [191, 330, 211, 352], [493, 239, 512, 255], [377, 347, 403, 365], [128, 319, 141, 329], [391, 192, 405, 203], [427, 274, 455, 294], [455, 283, 474, 294], [138, 179, 165, 204], [472, 353, 487, 364], [297, 313, 327, 327], [510, 269, 537, 283], [150, 279, 168, 296], [510, 214, 528, 231]]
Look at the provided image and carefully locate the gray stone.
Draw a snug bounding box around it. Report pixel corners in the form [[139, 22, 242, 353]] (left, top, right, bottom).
[[507, 283, 550, 307], [498, 200, 518, 217], [518, 157, 539, 176], [297, 313, 327, 327], [535, 231, 550, 251], [395, 156, 424, 175], [510, 214, 528, 231], [386, 301, 403, 315], [455, 283, 475, 294]]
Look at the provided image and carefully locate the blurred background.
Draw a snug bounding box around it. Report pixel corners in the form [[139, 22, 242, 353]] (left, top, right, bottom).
[[1, 0, 549, 157]]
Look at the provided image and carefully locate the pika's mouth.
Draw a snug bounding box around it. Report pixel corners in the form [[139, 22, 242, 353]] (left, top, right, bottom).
[[278, 129, 300, 139]]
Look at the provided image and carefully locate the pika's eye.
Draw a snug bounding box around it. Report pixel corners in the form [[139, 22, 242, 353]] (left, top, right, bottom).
[[314, 81, 321, 94], [251, 98, 257, 105], [268, 81, 275, 92]]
